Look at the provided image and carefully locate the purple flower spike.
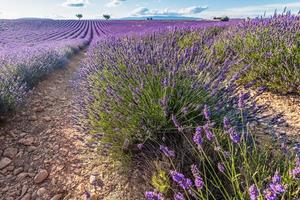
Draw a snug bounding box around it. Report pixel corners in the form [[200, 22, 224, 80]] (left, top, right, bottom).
[[170, 170, 193, 190], [160, 145, 175, 158], [203, 123, 214, 141], [290, 167, 300, 178], [238, 92, 245, 109], [272, 171, 281, 184], [193, 126, 203, 146], [263, 188, 277, 200], [249, 184, 259, 200], [228, 127, 240, 143], [217, 162, 225, 173], [137, 143, 143, 150], [171, 114, 183, 132], [223, 117, 230, 129], [191, 164, 204, 190], [203, 104, 210, 120], [174, 192, 185, 200], [145, 191, 155, 200], [270, 183, 285, 194], [145, 191, 164, 200]]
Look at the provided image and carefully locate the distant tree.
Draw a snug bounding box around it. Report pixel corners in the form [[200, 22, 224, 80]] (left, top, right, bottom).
[[76, 14, 83, 20], [221, 16, 230, 21], [103, 15, 111, 20]]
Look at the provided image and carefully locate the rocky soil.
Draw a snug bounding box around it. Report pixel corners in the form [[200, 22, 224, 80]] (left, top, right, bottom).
[[249, 90, 300, 148], [0, 51, 146, 200]]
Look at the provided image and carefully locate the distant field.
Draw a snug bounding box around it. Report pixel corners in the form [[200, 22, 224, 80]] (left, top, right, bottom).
[[0, 19, 232, 116]]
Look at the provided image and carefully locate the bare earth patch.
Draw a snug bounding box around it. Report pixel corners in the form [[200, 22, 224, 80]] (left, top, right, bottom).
[[250, 91, 300, 146], [0, 51, 146, 200]]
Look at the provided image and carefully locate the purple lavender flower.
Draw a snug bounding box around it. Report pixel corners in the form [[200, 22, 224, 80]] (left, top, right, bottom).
[[84, 190, 91, 199], [163, 77, 168, 87], [272, 171, 281, 184], [160, 145, 175, 158], [223, 117, 230, 129], [228, 127, 240, 143], [203, 123, 214, 141], [170, 170, 193, 190], [181, 107, 188, 115], [193, 126, 203, 146], [137, 143, 143, 150], [191, 164, 204, 190], [238, 92, 245, 109], [145, 191, 164, 200], [270, 183, 285, 194], [174, 192, 185, 200], [263, 188, 277, 200], [157, 193, 164, 200], [203, 104, 210, 120], [290, 166, 300, 178], [223, 151, 231, 158], [249, 184, 259, 200], [217, 162, 225, 173], [263, 171, 285, 199], [145, 191, 155, 200], [296, 157, 300, 167], [171, 114, 183, 132]]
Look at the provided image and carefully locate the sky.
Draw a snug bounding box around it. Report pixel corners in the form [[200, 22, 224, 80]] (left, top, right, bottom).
[[0, 0, 299, 19]]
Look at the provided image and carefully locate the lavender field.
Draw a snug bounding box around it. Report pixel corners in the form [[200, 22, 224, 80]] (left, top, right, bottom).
[[0, 14, 300, 200]]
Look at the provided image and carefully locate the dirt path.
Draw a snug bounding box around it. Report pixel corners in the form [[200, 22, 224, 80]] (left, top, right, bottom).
[[0, 51, 146, 200]]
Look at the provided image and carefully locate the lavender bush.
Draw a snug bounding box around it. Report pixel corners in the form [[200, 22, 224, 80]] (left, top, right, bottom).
[[145, 108, 299, 200], [76, 27, 253, 160], [209, 14, 300, 94]]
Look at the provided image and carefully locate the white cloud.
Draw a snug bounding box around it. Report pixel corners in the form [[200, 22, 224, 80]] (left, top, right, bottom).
[[106, 0, 126, 7], [201, 2, 300, 18], [62, 0, 90, 8], [131, 6, 208, 16]]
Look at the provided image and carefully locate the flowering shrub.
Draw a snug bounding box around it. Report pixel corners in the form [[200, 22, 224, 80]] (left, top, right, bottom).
[[210, 14, 300, 94], [76, 27, 255, 160], [0, 41, 85, 117], [145, 107, 300, 200]]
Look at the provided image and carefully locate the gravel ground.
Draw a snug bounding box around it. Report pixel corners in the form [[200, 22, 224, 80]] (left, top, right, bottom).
[[0, 51, 147, 200]]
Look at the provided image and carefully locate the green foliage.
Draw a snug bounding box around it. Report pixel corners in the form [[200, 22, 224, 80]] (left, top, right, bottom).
[[210, 21, 300, 94], [103, 15, 110, 20], [151, 169, 170, 194], [76, 14, 83, 19], [221, 16, 230, 22]]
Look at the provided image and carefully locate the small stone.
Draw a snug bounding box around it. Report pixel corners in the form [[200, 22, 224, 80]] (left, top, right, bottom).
[[37, 187, 47, 196], [34, 107, 45, 113], [6, 165, 14, 171], [21, 194, 31, 200], [21, 185, 28, 196], [29, 116, 37, 121], [34, 169, 49, 183], [3, 148, 18, 158], [27, 146, 37, 152], [42, 117, 52, 122], [0, 157, 12, 169], [2, 186, 9, 192], [17, 172, 30, 180], [13, 167, 23, 176], [19, 137, 35, 146], [89, 175, 97, 185], [90, 193, 99, 200], [50, 194, 63, 200]]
